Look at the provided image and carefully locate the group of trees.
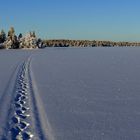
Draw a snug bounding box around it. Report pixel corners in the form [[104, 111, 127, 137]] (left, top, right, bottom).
[[0, 27, 20, 48], [44, 39, 140, 47], [0, 27, 41, 49], [1, 27, 140, 48]]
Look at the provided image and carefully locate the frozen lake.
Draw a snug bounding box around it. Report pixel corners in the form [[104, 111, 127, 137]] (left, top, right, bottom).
[[0, 47, 140, 140]]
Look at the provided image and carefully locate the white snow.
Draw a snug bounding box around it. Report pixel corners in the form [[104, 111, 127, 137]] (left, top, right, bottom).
[[0, 47, 140, 140]]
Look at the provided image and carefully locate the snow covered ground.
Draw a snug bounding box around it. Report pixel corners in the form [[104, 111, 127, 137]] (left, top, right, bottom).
[[1, 47, 140, 140]]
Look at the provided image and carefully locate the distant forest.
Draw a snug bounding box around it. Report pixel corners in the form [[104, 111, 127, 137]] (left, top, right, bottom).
[[0, 27, 140, 49], [44, 40, 140, 47]]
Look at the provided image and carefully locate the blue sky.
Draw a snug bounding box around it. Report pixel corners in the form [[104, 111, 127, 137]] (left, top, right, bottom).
[[0, 0, 140, 41]]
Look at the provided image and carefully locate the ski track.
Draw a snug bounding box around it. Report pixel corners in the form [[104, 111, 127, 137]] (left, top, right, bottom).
[[0, 56, 52, 140]]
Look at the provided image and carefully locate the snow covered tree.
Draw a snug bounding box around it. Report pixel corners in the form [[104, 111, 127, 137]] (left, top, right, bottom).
[[18, 33, 23, 40], [6, 27, 20, 49], [11, 35, 19, 49], [0, 29, 6, 43], [8, 27, 15, 39], [32, 31, 36, 38]]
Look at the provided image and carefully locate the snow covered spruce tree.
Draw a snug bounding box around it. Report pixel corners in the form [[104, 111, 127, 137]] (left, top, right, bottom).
[[0, 30, 6, 43], [0, 30, 6, 49], [5, 27, 19, 49], [19, 31, 38, 49]]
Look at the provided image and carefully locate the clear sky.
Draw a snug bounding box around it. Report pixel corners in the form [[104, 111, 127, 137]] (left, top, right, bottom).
[[0, 0, 140, 41]]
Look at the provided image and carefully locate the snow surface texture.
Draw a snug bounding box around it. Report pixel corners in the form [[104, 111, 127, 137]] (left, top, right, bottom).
[[0, 47, 140, 140]]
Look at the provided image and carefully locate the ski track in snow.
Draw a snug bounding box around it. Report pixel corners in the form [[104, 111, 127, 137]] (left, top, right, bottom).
[[0, 56, 52, 140]]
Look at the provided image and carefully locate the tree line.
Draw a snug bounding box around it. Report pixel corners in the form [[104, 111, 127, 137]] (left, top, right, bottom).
[[1, 27, 140, 49], [44, 39, 140, 47], [0, 27, 43, 49]]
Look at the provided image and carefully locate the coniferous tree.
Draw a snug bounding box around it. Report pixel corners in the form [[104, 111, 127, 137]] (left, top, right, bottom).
[[8, 27, 15, 39], [0, 29, 6, 43], [32, 31, 36, 38], [7, 27, 20, 49], [18, 33, 23, 40], [8, 27, 15, 47], [12, 35, 19, 49]]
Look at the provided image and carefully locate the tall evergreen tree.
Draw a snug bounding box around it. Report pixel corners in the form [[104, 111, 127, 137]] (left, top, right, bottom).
[[18, 33, 23, 40], [12, 35, 19, 49], [8, 27, 15, 39], [0, 29, 6, 43], [32, 31, 36, 38]]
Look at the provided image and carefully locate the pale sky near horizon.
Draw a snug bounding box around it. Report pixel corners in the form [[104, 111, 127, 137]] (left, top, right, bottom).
[[0, 0, 140, 41]]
